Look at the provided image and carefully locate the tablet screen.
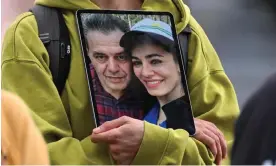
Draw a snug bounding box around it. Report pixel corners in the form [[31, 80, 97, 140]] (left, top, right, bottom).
[[76, 10, 195, 135]]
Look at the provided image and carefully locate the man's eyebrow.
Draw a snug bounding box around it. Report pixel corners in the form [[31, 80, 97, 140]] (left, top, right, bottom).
[[92, 51, 106, 55], [115, 51, 125, 56]]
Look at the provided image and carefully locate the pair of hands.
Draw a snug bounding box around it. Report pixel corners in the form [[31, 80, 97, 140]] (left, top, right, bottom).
[[91, 116, 227, 165], [92, 116, 143, 165]]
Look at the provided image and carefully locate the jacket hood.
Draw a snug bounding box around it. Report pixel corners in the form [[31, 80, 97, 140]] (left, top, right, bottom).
[[35, 0, 191, 33]]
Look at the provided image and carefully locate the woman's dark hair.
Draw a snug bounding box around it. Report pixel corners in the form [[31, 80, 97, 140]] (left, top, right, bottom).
[[124, 33, 178, 63]]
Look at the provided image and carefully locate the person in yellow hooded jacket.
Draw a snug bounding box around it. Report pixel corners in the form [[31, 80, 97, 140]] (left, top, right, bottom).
[[1, 0, 240, 165]]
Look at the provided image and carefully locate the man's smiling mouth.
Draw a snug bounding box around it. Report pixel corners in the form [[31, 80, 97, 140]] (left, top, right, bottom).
[[106, 76, 126, 83]]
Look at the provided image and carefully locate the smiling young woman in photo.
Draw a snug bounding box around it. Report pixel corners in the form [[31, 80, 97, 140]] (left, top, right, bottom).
[[120, 18, 193, 130]]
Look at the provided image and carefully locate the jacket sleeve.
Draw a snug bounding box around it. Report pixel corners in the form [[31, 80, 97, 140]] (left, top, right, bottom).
[[1, 13, 112, 165], [132, 16, 240, 165]]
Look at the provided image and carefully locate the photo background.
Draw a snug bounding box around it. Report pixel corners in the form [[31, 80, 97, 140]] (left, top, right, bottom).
[[81, 13, 171, 30], [112, 14, 171, 27]]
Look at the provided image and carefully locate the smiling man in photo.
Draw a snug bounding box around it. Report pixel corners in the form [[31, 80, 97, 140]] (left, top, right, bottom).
[[84, 14, 147, 124]]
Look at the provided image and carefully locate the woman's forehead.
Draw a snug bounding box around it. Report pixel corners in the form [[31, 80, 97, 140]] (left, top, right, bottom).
[[132, 44, 169, 58]]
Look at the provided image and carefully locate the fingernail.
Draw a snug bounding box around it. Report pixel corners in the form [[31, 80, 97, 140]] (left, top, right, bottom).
[[93, 127, 101, 133]]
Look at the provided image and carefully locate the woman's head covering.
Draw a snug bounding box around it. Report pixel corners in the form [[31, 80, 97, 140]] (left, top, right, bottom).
[[120, 18, 174, 50]]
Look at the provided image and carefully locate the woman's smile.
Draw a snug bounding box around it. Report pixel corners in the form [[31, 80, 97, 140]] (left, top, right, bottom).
[[143, 79, 164, 89]]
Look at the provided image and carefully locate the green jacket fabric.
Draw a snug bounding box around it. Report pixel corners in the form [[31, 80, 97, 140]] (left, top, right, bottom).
[[1, 0, 240, 165]]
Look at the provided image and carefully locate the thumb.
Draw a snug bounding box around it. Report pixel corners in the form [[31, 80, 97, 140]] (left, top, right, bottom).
[[93, 116, 129, 134]]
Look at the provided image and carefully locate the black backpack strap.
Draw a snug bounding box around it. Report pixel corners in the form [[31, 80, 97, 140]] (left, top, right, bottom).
[[178, 25, 191, 74], [30, 5, 71, 95]]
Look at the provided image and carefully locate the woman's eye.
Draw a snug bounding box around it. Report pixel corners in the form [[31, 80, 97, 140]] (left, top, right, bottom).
[[151, 59, 162, 65], [132, 61, 142, 67]]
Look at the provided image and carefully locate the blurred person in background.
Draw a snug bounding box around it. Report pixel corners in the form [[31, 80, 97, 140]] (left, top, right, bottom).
[[231, 73, 276, 165], [1, 90, 49, 165]]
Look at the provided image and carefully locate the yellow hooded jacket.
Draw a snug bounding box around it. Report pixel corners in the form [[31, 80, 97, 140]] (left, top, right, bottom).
[[1, 0, 240, 165]]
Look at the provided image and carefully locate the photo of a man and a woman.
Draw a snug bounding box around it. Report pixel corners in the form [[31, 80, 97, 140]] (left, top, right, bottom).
[[79, 12, 195, 135]]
